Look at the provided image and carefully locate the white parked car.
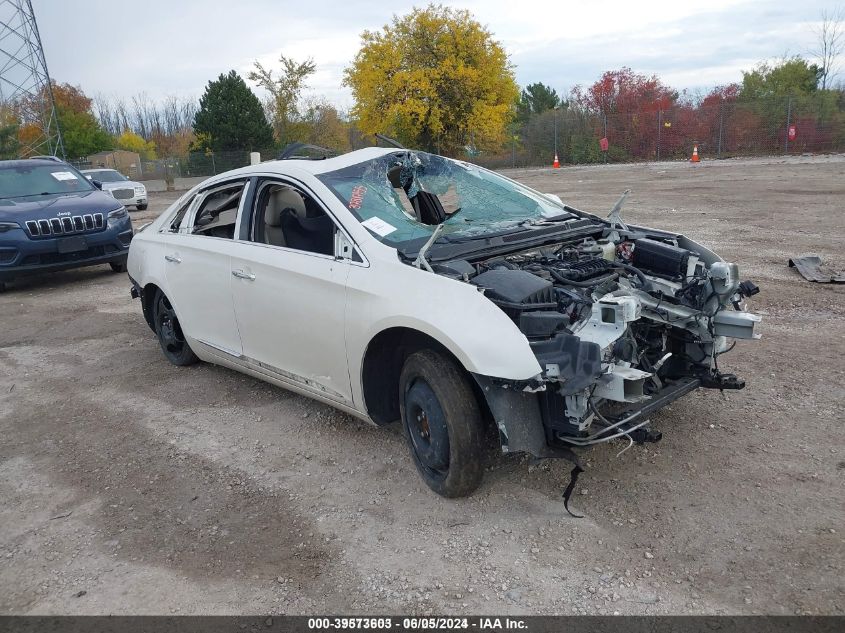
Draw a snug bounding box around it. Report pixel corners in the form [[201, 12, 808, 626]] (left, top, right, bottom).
[[127, 146, 761, 506], [82, 168, 147, 210]]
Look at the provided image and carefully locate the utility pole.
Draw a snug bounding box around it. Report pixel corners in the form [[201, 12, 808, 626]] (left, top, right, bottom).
[[657, 110, 662, 161], [0, 0, 64, 157], [717, 99, 724, 158], [784, 96, 792, 154]]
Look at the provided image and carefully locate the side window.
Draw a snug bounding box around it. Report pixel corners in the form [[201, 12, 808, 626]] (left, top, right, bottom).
[[252, 182, 336, 256], [166, 194, 196, 232], [189, 183, 245, 240]]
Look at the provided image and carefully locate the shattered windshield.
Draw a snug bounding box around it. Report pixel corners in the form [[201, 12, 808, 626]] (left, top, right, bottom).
[[317, 151, 573, 248]]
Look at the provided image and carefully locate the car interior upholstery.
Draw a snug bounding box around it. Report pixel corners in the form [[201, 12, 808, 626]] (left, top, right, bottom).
[[260, 184, 335, 256]]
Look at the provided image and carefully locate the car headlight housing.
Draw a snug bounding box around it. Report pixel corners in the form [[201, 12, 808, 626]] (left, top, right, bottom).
[[0, 221, 21, 233], [108, 207, 128, 223], [134, 185, 145, 195]]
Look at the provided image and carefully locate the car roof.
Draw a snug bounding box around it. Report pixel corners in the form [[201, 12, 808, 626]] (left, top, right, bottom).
[[284, 147, 396, 173], [262, 147, 397, 175], [193, 147, 400, 189], [0, 157, 70, 168]]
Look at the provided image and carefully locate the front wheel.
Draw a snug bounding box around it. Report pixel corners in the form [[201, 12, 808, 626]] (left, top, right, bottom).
[[399, 349, 484, 498], [137, 203, 148, 211], [153, 289, 198, 366]]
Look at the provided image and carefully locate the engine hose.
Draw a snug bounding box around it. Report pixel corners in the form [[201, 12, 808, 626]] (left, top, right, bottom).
[[550, 269, 619, 288], [606, 261, 651, 288]]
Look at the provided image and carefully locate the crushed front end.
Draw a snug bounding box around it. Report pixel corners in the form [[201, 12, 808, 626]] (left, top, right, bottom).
[[453, 220, 761, 456]]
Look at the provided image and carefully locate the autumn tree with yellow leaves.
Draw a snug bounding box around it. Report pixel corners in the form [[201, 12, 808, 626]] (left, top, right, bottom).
[[344, 4, 518, 156]]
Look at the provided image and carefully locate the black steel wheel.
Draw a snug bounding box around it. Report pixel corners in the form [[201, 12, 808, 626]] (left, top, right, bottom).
[[153, 289, 198, 366], [399, 349, 484, 497]]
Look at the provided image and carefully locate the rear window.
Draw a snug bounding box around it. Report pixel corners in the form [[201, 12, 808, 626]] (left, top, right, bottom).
[[0, 162, 95, 201]]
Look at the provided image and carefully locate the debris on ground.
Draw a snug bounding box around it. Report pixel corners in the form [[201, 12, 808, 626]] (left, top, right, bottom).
[[788, 254, 845, 283]]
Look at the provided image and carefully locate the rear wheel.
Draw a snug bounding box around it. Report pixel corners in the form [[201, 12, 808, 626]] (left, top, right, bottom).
[[399, 349, 484, 498], [153, 289, 198, 366], [0, 281, 6, 293], [109, 261, 127, 273]]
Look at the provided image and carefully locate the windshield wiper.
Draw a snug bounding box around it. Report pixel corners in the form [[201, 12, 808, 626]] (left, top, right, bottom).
[[412, 207, 464, 272], [0, 191, 78, 199]]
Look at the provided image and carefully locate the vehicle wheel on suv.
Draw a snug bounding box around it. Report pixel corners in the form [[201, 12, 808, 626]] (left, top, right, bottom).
[[137, 204, 148, 211], [399, 349, 484, 498], [0, 281, 6, 293], [153, 289, 199, 366], [109, 261, 127, 273]]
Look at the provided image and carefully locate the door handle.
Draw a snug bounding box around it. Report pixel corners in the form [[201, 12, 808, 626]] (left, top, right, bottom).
[[164, 254, 181, 263], [232, 269, 255, 281]]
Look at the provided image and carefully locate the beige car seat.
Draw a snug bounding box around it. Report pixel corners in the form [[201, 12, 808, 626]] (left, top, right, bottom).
[[264, 187, 306, 247]]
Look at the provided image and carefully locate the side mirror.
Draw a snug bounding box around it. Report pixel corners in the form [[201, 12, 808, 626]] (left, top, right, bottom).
[[91, 179, 103, 190]]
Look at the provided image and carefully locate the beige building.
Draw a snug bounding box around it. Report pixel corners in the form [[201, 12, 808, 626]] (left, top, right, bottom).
[[86, 150, 142, 178]]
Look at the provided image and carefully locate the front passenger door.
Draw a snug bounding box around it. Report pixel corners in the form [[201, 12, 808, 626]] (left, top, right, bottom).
[[228, 180, 354, 404]]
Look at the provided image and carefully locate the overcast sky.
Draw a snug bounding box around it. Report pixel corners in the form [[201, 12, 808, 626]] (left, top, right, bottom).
[[31, 0, 837, 109]]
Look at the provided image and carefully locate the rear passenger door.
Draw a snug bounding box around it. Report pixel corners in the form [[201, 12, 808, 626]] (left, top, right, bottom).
[[228, 178, 356, 404], [163, 179, 248, 357]]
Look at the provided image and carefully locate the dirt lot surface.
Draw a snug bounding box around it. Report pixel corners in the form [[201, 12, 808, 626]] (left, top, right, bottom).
[[1, 155, 843, 615]]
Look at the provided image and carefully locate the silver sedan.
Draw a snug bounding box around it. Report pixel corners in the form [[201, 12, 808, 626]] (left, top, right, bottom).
[[81, 168, 147, 210]]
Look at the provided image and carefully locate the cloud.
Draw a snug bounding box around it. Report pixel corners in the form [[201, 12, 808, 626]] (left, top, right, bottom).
[[30, 0, 833, 105]]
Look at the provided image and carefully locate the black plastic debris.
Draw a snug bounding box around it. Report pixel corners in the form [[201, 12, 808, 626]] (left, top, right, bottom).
[[788, 255, 845, 284]]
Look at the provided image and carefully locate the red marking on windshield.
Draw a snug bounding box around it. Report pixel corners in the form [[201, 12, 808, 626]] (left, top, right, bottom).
[[349, 185, 367, 210]]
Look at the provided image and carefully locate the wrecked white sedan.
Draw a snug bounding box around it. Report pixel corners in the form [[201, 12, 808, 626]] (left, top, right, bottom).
[[128, 145, 761, 509]]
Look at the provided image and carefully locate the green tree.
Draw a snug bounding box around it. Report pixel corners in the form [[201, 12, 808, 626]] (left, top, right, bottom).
[[22, 82, 113, 158], [248, 55, 316, 144], [344, 4, 519, 154], [58, 109, 113, 158], [740, 57, 822, 99], [517, 82, 563, 121], [192, 70, 275, 152]]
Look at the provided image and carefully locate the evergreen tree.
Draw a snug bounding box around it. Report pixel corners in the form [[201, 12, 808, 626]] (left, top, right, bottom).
[[193, 70, 275, 152], [517, 83, 563, 122]]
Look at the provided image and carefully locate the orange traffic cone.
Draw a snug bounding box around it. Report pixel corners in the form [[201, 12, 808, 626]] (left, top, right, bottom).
[[690, 144, 700, 163], [553, 154, 560, 168]]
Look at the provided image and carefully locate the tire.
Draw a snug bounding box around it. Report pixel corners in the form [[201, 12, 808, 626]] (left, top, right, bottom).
[[0, 281, 6, 293], [152, 289, 199, 366], [399, 349, 484, 498], [109, 261, 127, 273], [137, 204, 148, 211]]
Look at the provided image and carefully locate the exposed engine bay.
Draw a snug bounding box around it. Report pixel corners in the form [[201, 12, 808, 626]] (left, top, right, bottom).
[[432, 226, 761, 451]]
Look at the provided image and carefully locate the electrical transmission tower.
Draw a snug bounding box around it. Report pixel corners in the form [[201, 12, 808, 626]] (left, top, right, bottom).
[[0, 0, 64, 158]]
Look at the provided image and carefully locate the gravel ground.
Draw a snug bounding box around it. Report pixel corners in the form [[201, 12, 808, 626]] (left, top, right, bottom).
[[1, 155, 843, 615]]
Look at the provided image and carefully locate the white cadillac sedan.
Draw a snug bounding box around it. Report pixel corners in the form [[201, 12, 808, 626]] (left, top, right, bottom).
[[128, 145, 761, 505]]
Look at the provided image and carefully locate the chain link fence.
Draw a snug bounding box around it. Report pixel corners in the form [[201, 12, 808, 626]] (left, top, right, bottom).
[[474, 94, 845, 169], [66, 95, 845, 182]]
